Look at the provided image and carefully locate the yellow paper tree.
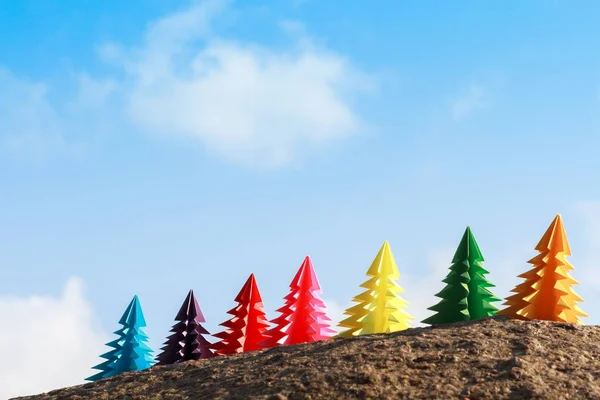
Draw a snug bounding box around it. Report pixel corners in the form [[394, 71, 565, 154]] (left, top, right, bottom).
[[337, 241, 412, 337], [498, 214, 588, 324]]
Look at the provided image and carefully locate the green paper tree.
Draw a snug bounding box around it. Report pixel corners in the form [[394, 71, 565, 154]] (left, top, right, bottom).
[[422, 227, 500, 325]]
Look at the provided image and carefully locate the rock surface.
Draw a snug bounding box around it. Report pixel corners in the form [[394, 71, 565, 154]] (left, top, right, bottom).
[[14, 316, 600, 399]]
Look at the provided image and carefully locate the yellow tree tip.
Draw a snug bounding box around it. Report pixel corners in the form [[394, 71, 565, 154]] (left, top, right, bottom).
[[366, 240, 399, 278]]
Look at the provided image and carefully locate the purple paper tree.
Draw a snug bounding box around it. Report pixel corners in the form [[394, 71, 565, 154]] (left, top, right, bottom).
[[155, 290, 214, 365]]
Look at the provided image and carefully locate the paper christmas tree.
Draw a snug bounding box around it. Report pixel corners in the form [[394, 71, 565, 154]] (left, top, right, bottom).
[[260, 256, 336, 348], [422, 226, 501, 325], [498, 214, 588, 324], [86, 298, 135, 382], [87, 295, 154, 381], [337, 241, 412, 337], [210, 273, 270, 355], [155, 290, 214, 365]]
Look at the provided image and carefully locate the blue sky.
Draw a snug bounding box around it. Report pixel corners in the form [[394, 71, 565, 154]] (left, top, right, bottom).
[[2, 0, 600, 396]]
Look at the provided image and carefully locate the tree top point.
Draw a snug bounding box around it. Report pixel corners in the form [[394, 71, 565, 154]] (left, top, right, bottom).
[[534, 214, 570, 254]]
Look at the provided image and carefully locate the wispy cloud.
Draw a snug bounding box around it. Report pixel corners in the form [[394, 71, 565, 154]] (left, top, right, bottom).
[[95, 0, 374, 167], [451, 84, 488, 122], [0, 69, 79, 159], [1, 0, 374, 167], [321, 298, 346, 333], [401, 247, 455, 325], [71, 73, 118, 109]]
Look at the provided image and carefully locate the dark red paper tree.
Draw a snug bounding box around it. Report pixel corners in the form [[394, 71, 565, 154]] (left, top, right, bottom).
[[210, 273, 270, 355], [155, 290, 213, 365], [260, 256, 336, 349]]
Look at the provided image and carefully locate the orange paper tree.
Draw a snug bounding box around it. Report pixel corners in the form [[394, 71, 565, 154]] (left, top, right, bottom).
[[210, 274, 271, 355], [498, 214, 588, 324]]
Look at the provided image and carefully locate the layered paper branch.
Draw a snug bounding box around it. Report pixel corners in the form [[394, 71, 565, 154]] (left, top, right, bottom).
[[210, 274, 270, 355], [260, 256, 335, 349], [337, 241, 412, 337], [422, 226, 500, 325], [498, 214, 587, 324]]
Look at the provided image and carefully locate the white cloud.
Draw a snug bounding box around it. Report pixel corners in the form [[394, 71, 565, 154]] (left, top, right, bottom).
[[72, 73, 118, 109], [402, 248, 456, 326], [451, 84, 487, 122], [1, 0, 371, 166], [321, 298, 346, 333], [101, 0, 371, 166], [0, 278, 109, 399]]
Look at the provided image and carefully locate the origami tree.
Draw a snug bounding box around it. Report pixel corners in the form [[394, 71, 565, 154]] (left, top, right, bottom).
[[337, 241, 412, 337], [87, 298, 135, 381], [210, 273, 270, 355], [87, 295, 154, 381], [422, 226, 501, 325], [498, 214, 588, 324], [156, 289, 214, 365], [260, 256, 336, 348]]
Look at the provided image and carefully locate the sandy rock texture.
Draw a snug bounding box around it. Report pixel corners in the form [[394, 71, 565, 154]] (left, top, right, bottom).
[[14, 317, 600, 400]]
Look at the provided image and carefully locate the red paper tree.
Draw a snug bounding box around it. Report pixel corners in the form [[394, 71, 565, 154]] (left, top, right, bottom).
[[260, 256, 336, 349], [210, 273, 270, 355]]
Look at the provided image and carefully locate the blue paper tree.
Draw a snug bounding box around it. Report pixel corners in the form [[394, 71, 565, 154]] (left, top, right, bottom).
[[87, 295, 155, 381]]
